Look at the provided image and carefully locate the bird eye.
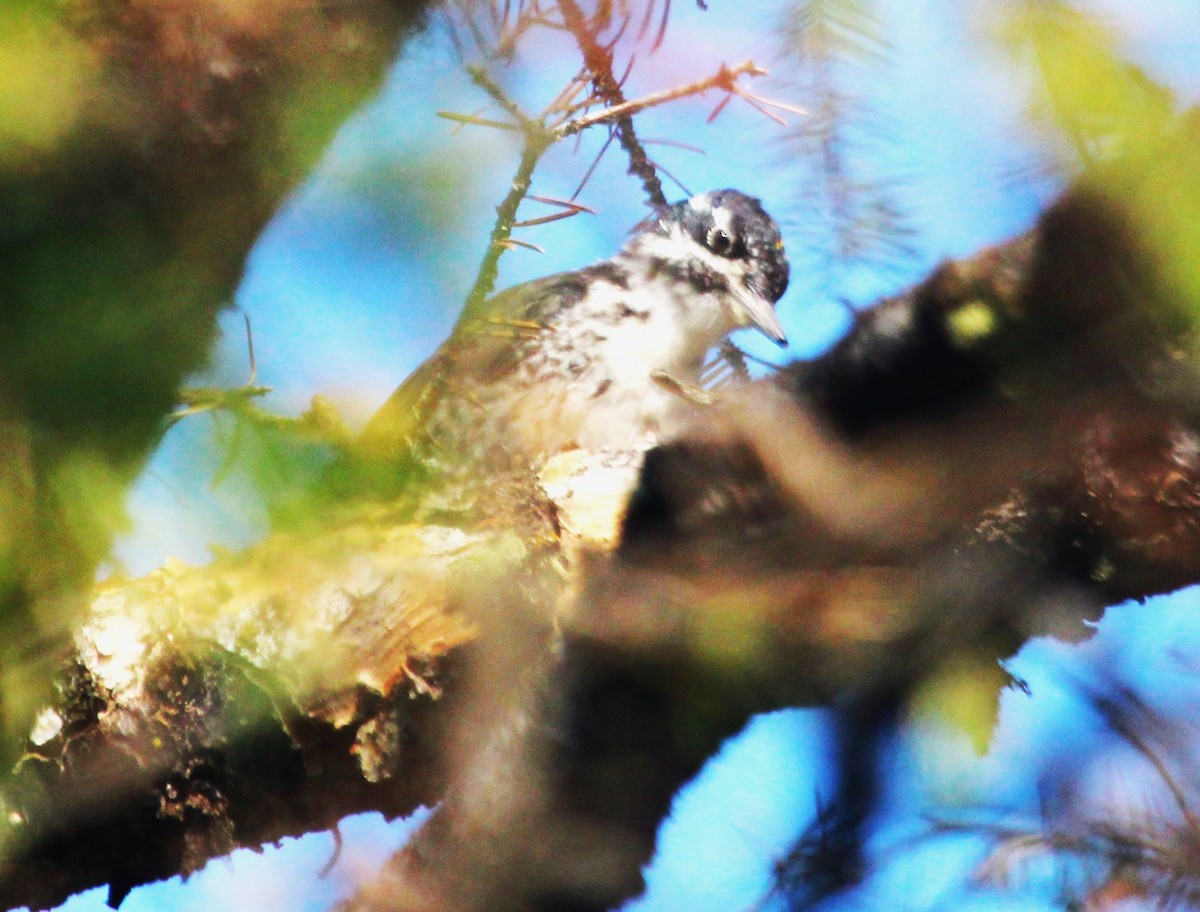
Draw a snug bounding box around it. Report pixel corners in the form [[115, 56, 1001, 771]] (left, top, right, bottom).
[[705, 226, 735, 256]]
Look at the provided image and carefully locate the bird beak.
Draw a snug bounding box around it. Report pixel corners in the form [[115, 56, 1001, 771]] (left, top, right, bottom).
[[735, 286, 788, 347]]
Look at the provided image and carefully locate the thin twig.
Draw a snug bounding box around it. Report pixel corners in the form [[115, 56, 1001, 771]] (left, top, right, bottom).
[[495, 237, 546, 252], [636, 0, 673, 49], [166, 310, 272, 428], [730, 84, 805, 126], [468, 66, 535, 129], [640, 136, 706, 154], [528, 194, 596, 213], [460, 136, 550, 320], [457, 68, 553, 320], [558, 0, 667, 207], [452, 38, 771, 327], [556, 61, 768, 138], [732, 85, 807, 117], [569, 129, 617, 201], [437, 111, 522, 132], [241, 311, 258, 384], [645, 155, 692, 197], [516, 195, 596, 227], [1092, 689, 1200, 838], [544, 70, 592, 117], [706, 93, 732, 123]]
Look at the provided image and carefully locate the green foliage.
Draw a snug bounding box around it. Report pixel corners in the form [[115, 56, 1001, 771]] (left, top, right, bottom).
[[0, 1, 93, 169], [43, 452, 133, 575], [0, 0, 433, 759], [910, 654, 1010, 755], [997, 0, 1200, 321], [997, 1, 1176, 161]]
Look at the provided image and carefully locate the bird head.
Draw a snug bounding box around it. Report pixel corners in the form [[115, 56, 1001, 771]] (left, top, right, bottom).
[[630, 189, 790, 347]]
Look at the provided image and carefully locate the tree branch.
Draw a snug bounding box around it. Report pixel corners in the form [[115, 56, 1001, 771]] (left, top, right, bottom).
[[554, 61, 770, 139], [0, 0, 436, 766], [558, 0, 668, 208], [8, 166, 1200, 911]]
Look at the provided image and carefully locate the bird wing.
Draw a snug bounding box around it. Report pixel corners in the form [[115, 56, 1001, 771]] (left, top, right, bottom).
[[358, 272, 579, 459]]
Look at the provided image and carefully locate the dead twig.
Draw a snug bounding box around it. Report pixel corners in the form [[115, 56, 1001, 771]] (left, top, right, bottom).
[[512, 196, 596, 228], [448, 59, 772, 314], [441, 0, 787, 325], [558, 0, 666, 207], [554, 61, 772, 139]]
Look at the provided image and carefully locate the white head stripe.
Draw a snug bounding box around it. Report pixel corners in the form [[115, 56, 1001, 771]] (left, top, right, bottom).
[[712, 206, 735, 238]]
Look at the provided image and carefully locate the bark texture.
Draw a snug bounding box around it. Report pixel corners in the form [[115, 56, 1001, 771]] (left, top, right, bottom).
[[0, 0, 435, 905], [0, 0, 434, 753]]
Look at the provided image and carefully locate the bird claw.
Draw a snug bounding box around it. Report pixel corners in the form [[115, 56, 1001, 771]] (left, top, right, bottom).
[[651, 369, 715, 405]]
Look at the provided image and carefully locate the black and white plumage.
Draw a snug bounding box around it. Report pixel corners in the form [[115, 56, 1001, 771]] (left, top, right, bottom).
[[362, 189, 789, 478]]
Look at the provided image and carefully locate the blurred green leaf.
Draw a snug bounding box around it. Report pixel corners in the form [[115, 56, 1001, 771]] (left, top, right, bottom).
[[46, 451, 133, 569], [0, 5, 93, 168], [911, 654, 1009, 755], [997, 0, 1200, 321], [996, 1, 1176, 162]]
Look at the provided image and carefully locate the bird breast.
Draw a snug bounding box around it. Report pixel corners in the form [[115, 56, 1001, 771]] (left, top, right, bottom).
[[503, 278, 714, 459]]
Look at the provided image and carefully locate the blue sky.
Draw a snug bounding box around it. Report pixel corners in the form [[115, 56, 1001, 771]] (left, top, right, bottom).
[[69, 2, 1200, 911]]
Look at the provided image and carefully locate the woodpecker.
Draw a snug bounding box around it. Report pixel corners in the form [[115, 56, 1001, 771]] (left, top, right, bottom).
[[361, 189, 789, 488]]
